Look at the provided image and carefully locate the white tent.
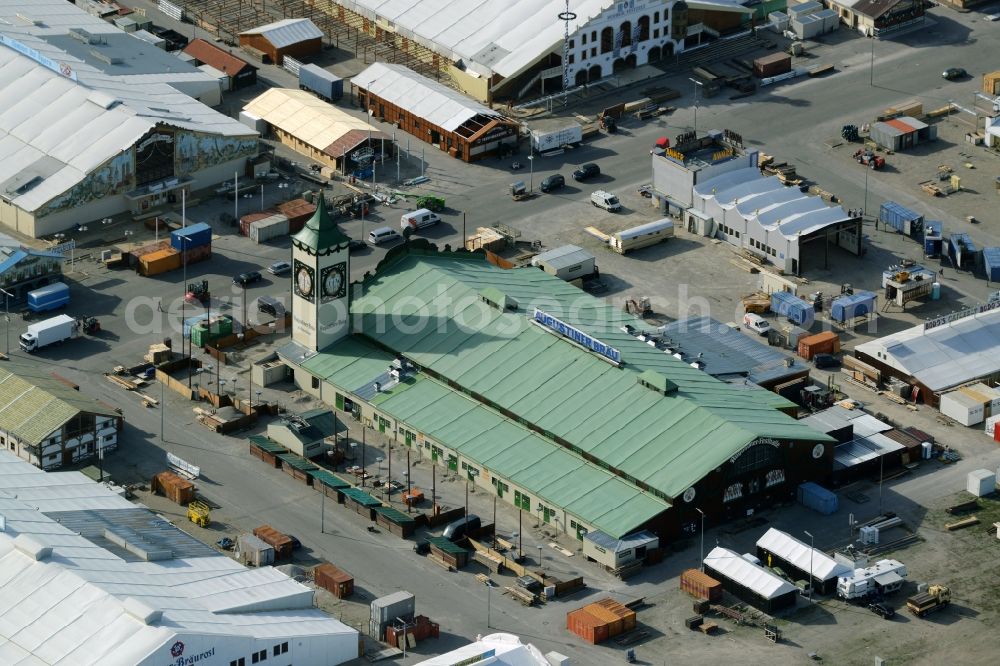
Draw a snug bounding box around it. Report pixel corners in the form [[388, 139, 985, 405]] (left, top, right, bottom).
[[756, 528, 852, 581], [704, 546, 797, 599]]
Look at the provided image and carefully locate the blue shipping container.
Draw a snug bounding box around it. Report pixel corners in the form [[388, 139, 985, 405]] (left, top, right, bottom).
[[26, 282, 70, 313], [770, 291, 815, 328], [797, 482, 838, 515], [830, 290, 876, 322], [983, 247, 1000, 283], [171, 222, 212, 250], [949, 233, 977, 270], [299, 63, 343, 101], [879, 201, 923, 238]]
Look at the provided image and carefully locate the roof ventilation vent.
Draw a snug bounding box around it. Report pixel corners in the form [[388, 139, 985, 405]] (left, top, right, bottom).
[[479, 287, 516, 312], [69, 28, 101, 45], [123, 597, 162, 625], [90, 49, 123, 66], [14, 534, 52, 561], [637, 369, 677, 396]]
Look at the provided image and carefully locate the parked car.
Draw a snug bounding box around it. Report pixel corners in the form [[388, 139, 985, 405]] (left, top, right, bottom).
[[368, 226, 401, 245], [868, 602, 895, 619], [813, 353, 841, 369], [941, 67, 967, 80], [267, 260, 291, 275], [986, 13, 1000, 21], [233, 271, 262, 286], [540, 174, 565, 193], [257, 295, 285, 318], [742, 312, 771, 336], [572, 162, 601, 181], [349, 238, 367, 253], [590, 190, 621, 212]]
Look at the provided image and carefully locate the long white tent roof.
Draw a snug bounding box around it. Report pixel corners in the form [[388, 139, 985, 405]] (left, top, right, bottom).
[[695, 167, 852, 241], [756, 528, 852, 581], [0, 0, 254, 213], [355, 61, 503, 132], [340, 0, 613, 79], [704, 546, 797, 599], [0, 451, 356, 665], [855, 307, 1000, 392]]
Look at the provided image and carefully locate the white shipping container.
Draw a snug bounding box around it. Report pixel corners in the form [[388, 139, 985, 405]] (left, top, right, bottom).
[[249, 214, 290, 243], [985, 415, 1000, 438], [940, 390, 985, 426], [531, 123, 583, 152], [967, 469, 996, 497]]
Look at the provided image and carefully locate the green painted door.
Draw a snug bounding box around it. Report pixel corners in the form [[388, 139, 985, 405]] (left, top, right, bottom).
[[447, 455, 458, 471], [543, 507, 552, 523], [404, 430, 413, 447], [335, 393, 345, 411], [378, 416, 387, 433], [431, 447, 440, 462]]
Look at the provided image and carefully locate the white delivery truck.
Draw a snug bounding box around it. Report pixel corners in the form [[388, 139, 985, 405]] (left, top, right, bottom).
[[19, 314, 79, 352]]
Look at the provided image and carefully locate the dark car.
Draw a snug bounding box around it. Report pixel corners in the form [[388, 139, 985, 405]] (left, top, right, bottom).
[[540, 174, 565, 193], [868, 602, 895, 619], [813, 353, 841, 369], [257, 295, 285, 318], [413, 540, 430, 555], [572, 163, 601, 181], [942, 67, 967, 80], [349, 238, 367, 253], [233, 270, 262, 286]]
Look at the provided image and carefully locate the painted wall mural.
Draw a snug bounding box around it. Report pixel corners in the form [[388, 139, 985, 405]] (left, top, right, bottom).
[[38, 150, 133, 217], [175, 131, 258, 176]]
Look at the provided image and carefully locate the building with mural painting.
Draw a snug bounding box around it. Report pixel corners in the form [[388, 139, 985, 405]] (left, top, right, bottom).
[[0, 0, 258, 238]]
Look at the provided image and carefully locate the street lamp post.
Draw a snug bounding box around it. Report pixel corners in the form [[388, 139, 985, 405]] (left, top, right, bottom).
[[0, 288, 12, 356], [688, 78, 704, 135], [804, 530, 815, 600], [538, 545, 543, 570], [696, 508, 706, 571], [527, 155, 534, 193]]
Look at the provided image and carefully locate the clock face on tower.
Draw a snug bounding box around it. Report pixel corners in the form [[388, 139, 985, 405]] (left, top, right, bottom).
[[293, 260, 315, 302], [321, 263, 347, 303]]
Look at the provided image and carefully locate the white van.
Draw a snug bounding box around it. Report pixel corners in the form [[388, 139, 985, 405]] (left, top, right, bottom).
[[590, 190, 621, 212], [743, 313, 771, 336], [400, 208, 441, 234], [368, 226, 400, 245]]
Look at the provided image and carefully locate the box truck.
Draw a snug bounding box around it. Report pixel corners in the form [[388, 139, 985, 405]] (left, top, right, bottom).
[[26, 282, 70, 313], [299, 63, 343, 102], [19, 314, 79, 352]]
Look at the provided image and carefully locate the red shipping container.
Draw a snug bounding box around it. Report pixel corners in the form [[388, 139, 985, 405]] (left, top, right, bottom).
[[277, 199, 316, 234], [315, 563, 354, 598], [680, 568, 723, 602], [253, 525, 294, 559], [240, 211, 275, 236], [566, 608, 611, 644], [798, 331, 841, 360]]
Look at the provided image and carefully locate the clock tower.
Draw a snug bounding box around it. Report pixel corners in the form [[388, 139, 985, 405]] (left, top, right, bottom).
[[290, 194, 351, 352]]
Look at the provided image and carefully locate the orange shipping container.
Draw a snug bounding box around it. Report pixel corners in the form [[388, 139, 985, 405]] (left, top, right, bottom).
[[315, 563, 354, 598], [140, 248, 182, 276], [151, 470, 195, 505], [253, 524, 294, 559], [797, 331, 841, 360], [680, 568, 723, 602], [566, 608, 610, 644], [592, 598, 637, 632]]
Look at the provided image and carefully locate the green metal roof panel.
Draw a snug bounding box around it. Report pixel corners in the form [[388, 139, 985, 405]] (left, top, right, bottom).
[[276, 453, 319, 472], [350, 254, 830, 502], [342, 487, 382, 506], [309, 469, 351, 489], [373, 505, 416, 525], [426, 535, 468, 556], [0, 364, 117, 445], [301, 336, 395, 390], [248, 436, 288, 454]]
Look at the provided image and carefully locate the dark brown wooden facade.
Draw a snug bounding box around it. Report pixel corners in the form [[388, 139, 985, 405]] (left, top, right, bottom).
[[356, 87, 518, 163], [238, 33, 321, 66]]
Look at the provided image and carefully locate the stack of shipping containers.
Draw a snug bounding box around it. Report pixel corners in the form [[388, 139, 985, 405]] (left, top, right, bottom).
[[370, 592, 416, 641]]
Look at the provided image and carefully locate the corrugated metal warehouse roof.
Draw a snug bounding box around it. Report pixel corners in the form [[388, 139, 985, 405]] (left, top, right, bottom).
[[855, 308, 1000, 392], [0, 451, 357, 664], [0, 364, 117, 445], [296, 337, 668, 537], [833, 433, 904, 470], [350, 254, 828, 500], [355, 62, 503, 132], [657, 316, 799, 380], [756, 528, 852, 581], [704, 546, 798, 599], [530, 244, 594, 271], [239, 18, 323, 48]]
